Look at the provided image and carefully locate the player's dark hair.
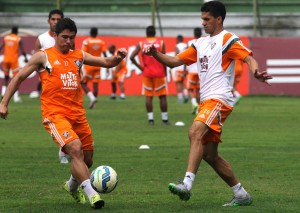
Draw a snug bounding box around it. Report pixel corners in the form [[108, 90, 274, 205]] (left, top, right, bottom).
[[48, 9, 64, 20], [176, 35, 184, 42], [55, 18, 77, 35], [11, 26, 18, 34], [201, 1, 226, 23], [146, 25, 156, 37], [90, 27, 98, 37], [194, 27, 202, 38]]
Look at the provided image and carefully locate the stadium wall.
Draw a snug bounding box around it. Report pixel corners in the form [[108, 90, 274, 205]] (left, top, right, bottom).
[[1, 12, 300, 37], [0, 36, 299, 96]]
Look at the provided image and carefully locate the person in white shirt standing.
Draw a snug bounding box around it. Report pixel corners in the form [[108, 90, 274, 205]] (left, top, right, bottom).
[[143, 1, 272, 207]]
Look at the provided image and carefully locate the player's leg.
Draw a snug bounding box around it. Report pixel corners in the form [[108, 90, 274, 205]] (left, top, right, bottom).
[[143, 77, 155, 125], [118, 72, 126, 100], [155, 77, 169, 125], [168, 120, 209, 200], [1, 63, 10, 98], [203, 142, 252, 206], [11, 66, 22, 103], [64, 139, 104, 209]]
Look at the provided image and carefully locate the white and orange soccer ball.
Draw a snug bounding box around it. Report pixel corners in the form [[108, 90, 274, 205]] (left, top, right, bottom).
[[90, 165, 118, 194]]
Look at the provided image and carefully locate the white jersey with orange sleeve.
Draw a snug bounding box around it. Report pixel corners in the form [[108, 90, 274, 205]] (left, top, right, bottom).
[[178, 30, 251, 107], [186, 39, 198, 74], [38, 31, 55, 49]]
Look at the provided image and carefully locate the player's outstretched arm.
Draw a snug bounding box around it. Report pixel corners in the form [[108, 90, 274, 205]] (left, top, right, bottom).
[[84, 48, 127, 68], [143, 44, 185, 68], [244, 55, 272, 85]]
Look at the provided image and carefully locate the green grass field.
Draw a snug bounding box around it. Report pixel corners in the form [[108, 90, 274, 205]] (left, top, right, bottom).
[[0, 95, 299, 213]]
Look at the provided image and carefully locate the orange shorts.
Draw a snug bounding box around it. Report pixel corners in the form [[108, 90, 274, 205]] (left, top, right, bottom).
[[112, 69, 126, 83], [43, 115, 94, 151], [187, 73, 200, 90], [2, 61, 20, 77], [194, 99, 232, 143], [83, 66, 101, 83], [174, 70, 185, 83], [143, 76, 167, 96]]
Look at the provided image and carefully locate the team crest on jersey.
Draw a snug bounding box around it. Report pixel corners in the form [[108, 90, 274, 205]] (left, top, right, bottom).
[[211, 42, 216, 50], [74, 59, 83, 69], [62, 131, 69, 139]]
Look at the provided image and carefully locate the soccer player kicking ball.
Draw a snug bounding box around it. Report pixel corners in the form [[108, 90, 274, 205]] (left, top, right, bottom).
[[0, 18, 127, 209], [143, 1, 272, 207]]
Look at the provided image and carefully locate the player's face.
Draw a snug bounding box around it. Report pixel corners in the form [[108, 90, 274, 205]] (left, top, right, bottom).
[[48, 14, 63, 32], [201, 11, 222, 36], [55, 29, 76, 54]]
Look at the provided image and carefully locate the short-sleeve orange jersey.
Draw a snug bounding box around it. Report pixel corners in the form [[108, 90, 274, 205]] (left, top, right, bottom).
[[39, 47, 85, 119], [3, 33, 21, 63], [178, 30, 251, 107], [82, 37, 107, 71]]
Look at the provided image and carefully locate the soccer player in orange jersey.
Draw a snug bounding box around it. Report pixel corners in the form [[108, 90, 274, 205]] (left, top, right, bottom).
[[143, 1, 272, 206], [108, 44, 128, 100], [81, 27, 107, 109], [130, 25, 170, 125], [0, 26, 28, 102], [0, 18, 127, 209]]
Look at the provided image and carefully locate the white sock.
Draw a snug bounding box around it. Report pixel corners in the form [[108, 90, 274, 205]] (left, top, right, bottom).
[[80, 179, 98, 202], [111, 93, 116, 97], [120, 93, 125, 98], [68, 175, 79, 192], [161, 112, 168, 121], [191, 98, 198, 107], [232, 182, 247, 198], [233, 90, 241, 98], [183, 172, 195, 191], [147, 112, 154, 120], [177, 93, 183, 101], [183, 89, 188, 97], [1, 85, 6, 96], [87, 91, 96, 101]]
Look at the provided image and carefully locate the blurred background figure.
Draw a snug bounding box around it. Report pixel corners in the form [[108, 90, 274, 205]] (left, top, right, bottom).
[[130, 25, 170, 125], [108, 44, 128, 100], [172, 34, 188, 103], [233, 60, 244, 105], [0, 26, 28, 103], [81, 27, 107, 109], [186, 27, 202, 114]]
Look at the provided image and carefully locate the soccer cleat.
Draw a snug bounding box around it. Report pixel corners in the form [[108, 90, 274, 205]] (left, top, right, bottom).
[[148, 120, 154, 125], [168, 181, 191, 201], [183, 96, 189, 103], [162, 120, 171, 126], [110, 96, 116, 100], [63, 181, 86, 204], [192, 104, 199, 114], [90, 194, 105, 209], [89, 99, 98, 109], [222, 193, 253, 207]]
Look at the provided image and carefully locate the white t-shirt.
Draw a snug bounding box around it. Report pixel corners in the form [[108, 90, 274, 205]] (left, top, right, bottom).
[[180, 30, 251, 107], [38, 31, 55, 49]]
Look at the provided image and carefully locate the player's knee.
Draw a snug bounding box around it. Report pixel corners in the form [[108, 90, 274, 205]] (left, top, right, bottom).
[[203, 153, 218, 165]]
